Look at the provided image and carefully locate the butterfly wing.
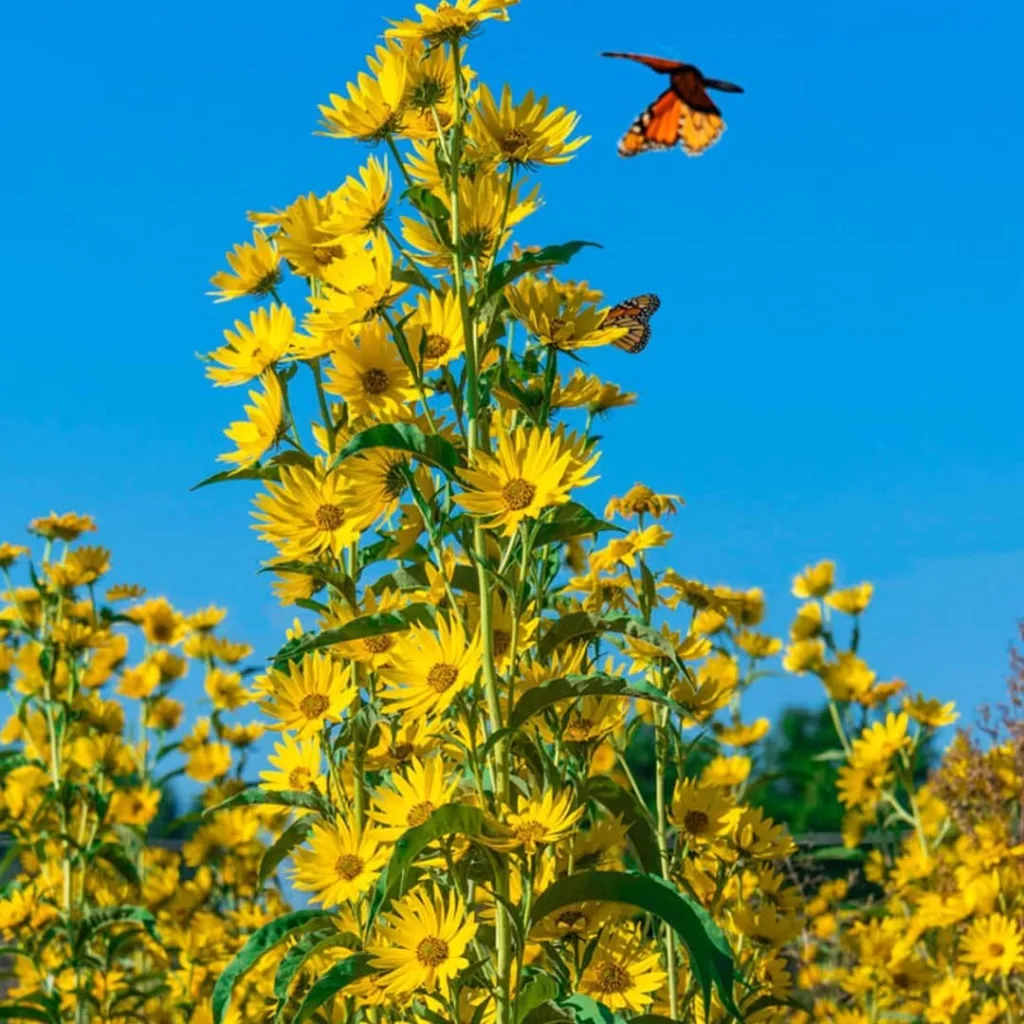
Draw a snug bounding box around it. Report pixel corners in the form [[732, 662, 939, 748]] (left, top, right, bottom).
[[618, 89, 684, 157], [669, 67, 727, 156], [601, 51, 685, 74], [605, 294, 661, 354]]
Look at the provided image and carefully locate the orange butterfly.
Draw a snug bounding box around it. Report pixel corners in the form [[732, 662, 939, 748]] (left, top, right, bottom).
[[601, 52, 743, 157], [604, 293, 661, 354]]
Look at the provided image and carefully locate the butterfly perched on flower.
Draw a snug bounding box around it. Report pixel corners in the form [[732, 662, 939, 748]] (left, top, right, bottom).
[[604, 294, 661, 354], [601, 52, 743, 157]]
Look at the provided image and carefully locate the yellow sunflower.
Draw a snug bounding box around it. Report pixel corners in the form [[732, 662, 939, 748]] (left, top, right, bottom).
[[208, 230, 282, 302], [369, 756, 461, 839], [377, 615, 483, 719], [259, 652, 356, 739], [367, 885, 478, 997], [218, 371, 285, 467], [471, 84, 588, 167], [28, 511, 97, 542], [270, 191, 350, 280], [259, 734, 326, 796], [386, 0, 519, 44], [791, 559, 835, 598], [669, 779, 735, 847], [579, 924, 667, 1014], [207, 303, 296, 387], [318, 155, 392, 241], [317, 586, 409, 668], [506, 277, 626, 351], [457, 418, 598, 536], [317, 42, 409, 144], [292, 818, 389, 908], [960, 913, 1022, 979], [403, 288, 466, 371], [826, 582, 874, 615], [341, 449, 413, 524], [364, 718, 446, 772], [252, 464, 367, 561], [323, 321, 417, 421], [489, 790, 584, 854]]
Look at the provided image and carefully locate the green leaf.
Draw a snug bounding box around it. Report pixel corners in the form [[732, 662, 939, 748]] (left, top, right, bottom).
[[259, 819, 313, 890], [632, 1016, 681, 1024], [272, 930, 350, 1015], [367, 803, 489, 933], [583, 777, 661, 877], [211, 910, 332, 1024], [75, 906, 158, 950], [559, 995, 625, 1024], [330, 422, 465, 476], [516, 976, 561, 1023], [204, 787, 333, 819], [536, 614, 681, 668], [487, 241, 600, 297], [0, 1007, 56, 1022], [278, 604, 435, 661], [533, 503, 623, 548], [808, 845, 864, 862], [191, 464, 277, 491], [521, 1004, 573, 1024], [508, 674, 688, 730], [92, 844, 141, 887], [530, 872, 741, 1020], [292, 952, 376, 1023]]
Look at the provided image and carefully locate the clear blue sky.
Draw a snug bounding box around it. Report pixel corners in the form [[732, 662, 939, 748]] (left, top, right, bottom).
[[2, 0, 1021, 730]]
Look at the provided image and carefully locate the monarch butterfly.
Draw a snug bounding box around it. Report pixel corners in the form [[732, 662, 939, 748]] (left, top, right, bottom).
[[601, 52, 743, 158], [605, 293, 661, 354]]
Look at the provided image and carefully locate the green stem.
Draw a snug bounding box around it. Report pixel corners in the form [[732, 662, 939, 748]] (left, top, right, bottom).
[[655, 707, 679, 1019]]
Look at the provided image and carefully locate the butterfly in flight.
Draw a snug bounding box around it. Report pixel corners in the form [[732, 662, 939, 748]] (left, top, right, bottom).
[[604, 293, 661, 354], [601, 52, 743, 157]]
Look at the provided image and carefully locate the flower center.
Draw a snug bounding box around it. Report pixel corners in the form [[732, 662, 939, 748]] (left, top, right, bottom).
[[407, 801, 436, 827], [514, 820, 548, 846], [362, 634, 394, 654], [492, 628, 511, 658], [362, 368, 390, 395], [315, 504, 346, 531], [299, 693, 330, 720], [423, 333, 452, 359], [501, 128, 530, 156], [390, 742, 414, 762], [384, 461, 407, 499], [557, 909, 586, 930], [564, 716, 594, 743], [426, 663, 459, 694], [416, 935, 450, 968], [314, 244, 346, 265], [288, 767, 313, 789], [502, 478, 536, 512], [595, 961, 632, 995], [683, 809, 711, 835], [989, 942, 1006, 958], [335, 854, 364, 881]]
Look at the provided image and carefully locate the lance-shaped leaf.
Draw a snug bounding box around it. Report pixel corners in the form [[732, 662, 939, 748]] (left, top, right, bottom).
[[558, 995, 626, 1024], [530, 872, 742, 1020], [583, 776, 662, 877], [330, 422, 465, 476], [532, 502, 623, 548], [74, 906, 158, 951], [536, 614, 682, 668], [487, 241, 601, 297], [191, 451, 313, 492], [508, 674, 688, 730], [204, 787, 333, 820], [293, 952, 377, 1023], [211, 910, 333, 1024], [366, 803, 490, 933], [259, 819, 313, 890], [0, 1007, 57, 1022], [273, 931, 353, 1021], [275, 605, 435, 660], [515, 976, 561, 1023]]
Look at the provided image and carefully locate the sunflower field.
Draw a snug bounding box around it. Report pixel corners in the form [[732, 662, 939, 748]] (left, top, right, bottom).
[[1, 2, 1022, 1022]]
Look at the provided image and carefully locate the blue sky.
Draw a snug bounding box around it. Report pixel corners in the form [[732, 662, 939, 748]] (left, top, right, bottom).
[[2, 0, 1021, 737]]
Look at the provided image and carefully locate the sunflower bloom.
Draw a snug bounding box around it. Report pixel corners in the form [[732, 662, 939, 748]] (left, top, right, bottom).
[[207, 304, 296, 387], [318, 156, 392, 241], [377, 615, 482, 719], [472, 84, 588, 167], [792, 559, 835, 598], [369, 756, 461, 839], [579, 924, 667, 1013], [506, 277, 627, 351], [669, 779, 735, 846], [208, 230, 282, 302], [457, 419, 599, 536], [292, 818, 390, 907], [259, 734, 326, 796], [323, 320, 418, 420], [386, 0, 519, 44], [318, 42, 409, 144], [961, 914, 1022, 978], [259, 652, 356, 738], [270, 192, 350, 280], [367, 885, 478, 997], [490, 790, 585, 853], [217, 371, 285, 467], [252, 464, 366, 560], [404, 288, 466, 370]]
